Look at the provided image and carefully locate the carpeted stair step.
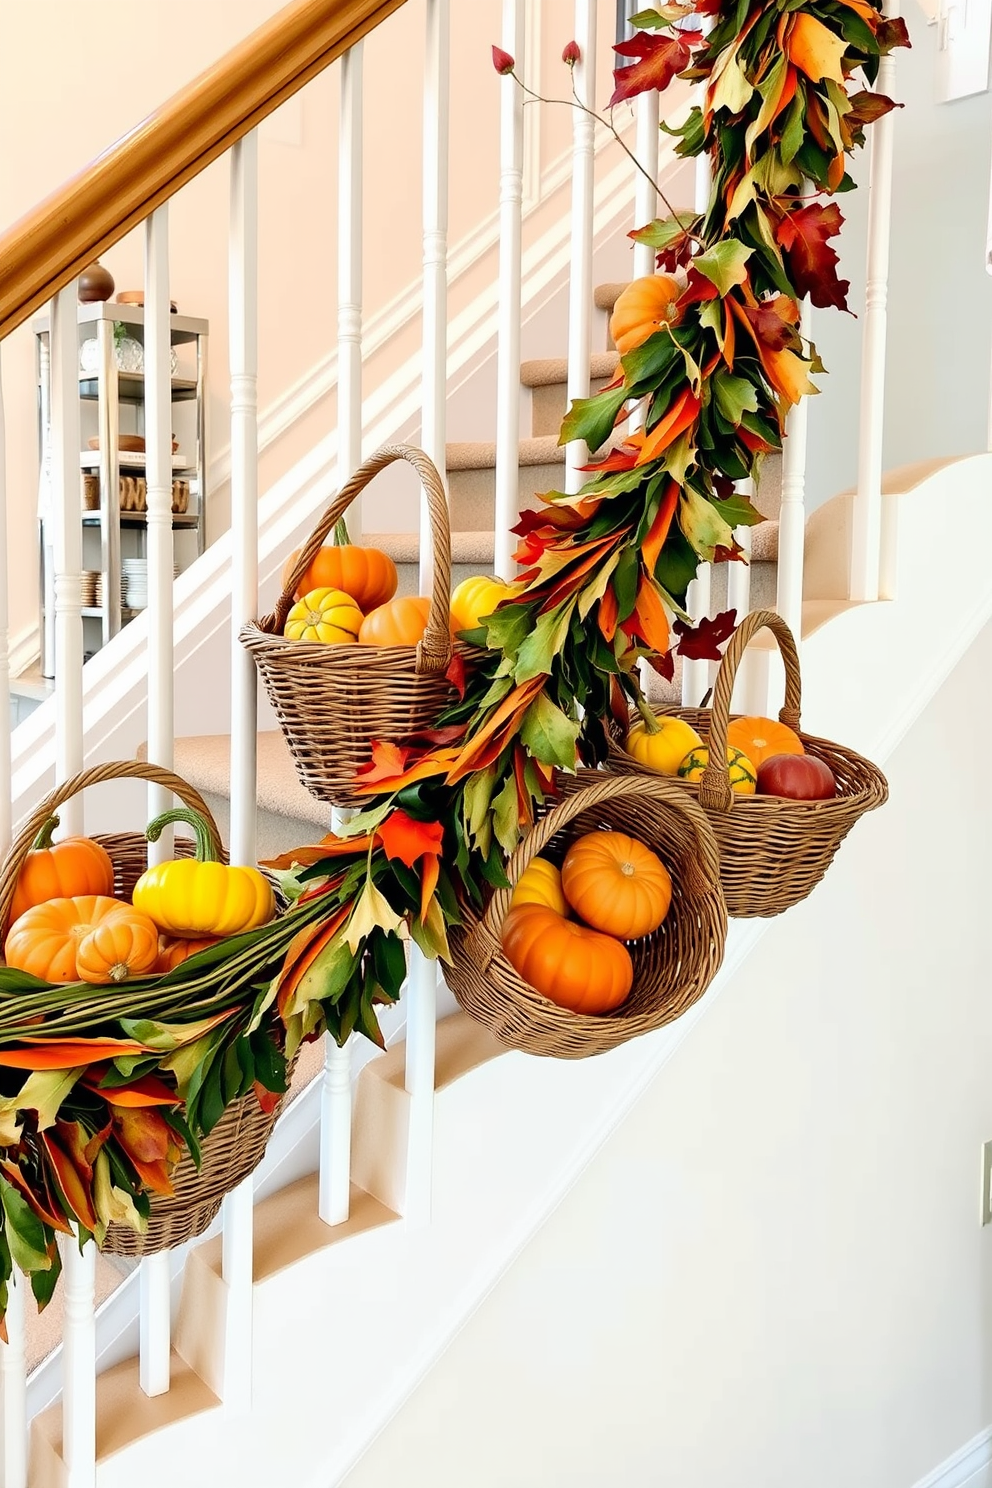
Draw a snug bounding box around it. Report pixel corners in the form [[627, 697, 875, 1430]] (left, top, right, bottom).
[[521, 352, 621, 438], [446, 434, 565, 532]]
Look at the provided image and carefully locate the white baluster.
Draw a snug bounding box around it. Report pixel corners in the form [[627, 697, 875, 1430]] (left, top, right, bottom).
[[62, 1239, 96, 1488], [421, 0, 450, 592], [404, 946, 437, 1227], [850, 0, 899, 603], [138, 1252, 171, 1400], [318, 1039, 352, 1225], [221, 128, 261, 1420], [564, 0, 597, 493], [1, 1269, 27, 1488], [631, 90, 660, 282], [493, 0, 525, 579], [777, 300, 811, 643], [0, 346, 11, 857], [726, 502, 753, 712], [338, 45, 364, 538], [50, 285, 84, 836]]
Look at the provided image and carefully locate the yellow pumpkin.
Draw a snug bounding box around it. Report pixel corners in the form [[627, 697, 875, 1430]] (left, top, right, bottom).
[[450, 576, 516, 636], [677, 744, 757, 795], [509, 858, 569, 917], [624, 714, 703, 776], [283, 587, 363, 644], [609, 275, 682, 356]]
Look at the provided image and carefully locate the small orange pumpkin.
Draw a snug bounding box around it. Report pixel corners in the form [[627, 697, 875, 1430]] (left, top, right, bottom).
[[9, 817, 115, 924], [283, 543, 397, 612], [561, 831, 672, 940], [5, 896, 160, 984], [501, 904, 633, 1014], [156, 934, 223, 973], [509, 858, 569, 917], [609, 275, 682, 356], [358, 595, 432, 648], [726, 715, 805, 768]]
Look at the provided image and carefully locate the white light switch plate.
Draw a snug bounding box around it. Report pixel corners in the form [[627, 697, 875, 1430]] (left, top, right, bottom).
[[980, 1141, 992, 1225]]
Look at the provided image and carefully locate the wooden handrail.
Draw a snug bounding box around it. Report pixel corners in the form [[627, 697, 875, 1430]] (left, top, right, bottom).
[[0, 0, 407, 342]]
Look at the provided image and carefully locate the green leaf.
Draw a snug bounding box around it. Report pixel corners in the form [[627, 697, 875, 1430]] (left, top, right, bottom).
[[0, 1068, 84, 1146], [292, 936, 356, 1013], [613, 546, 640, 623], [409, 897, 453, 965], [0, 1179, 52, 1275], [31, 1243, 62, 1311], [621, 331, 679, 390], [712, 370, 759, 427], [482, 602, 533, 656], [519, 693, 581, 771], [678, 487, 737, 562], [779, 91, 805, 166], [559, 383, 628, 453], [514, 601, 575, 684], [491, 774, 521, 858], [712, 491, 764, 528], [693, 241, 752, 297], [577, 550, 620, 620], [629, 210, 698, 251], [371, 931, 408, 1001]]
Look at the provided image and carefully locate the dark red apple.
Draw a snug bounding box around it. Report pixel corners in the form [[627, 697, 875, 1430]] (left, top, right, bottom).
[[756, 752, 836, 801]]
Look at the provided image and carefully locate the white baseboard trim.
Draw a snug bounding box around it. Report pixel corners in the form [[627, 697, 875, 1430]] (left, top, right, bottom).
[[912, 1427, 992, 1488]]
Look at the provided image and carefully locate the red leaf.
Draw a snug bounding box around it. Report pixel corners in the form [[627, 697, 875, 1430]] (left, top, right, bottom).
[[845, 90, 901, 129], [609, 31, 691, 107], [445, 652, 468, 699], [876, 15, 911, 52], [577, 444, 638, 475], [775, 202, 850, 312], [254, 1082, 281, 1114], [673, 608, 738, 661], [645, 649, 675, 683], [377, 811, 444, 870], [741, 295, 801, 352], [492, 45, 515, 75]]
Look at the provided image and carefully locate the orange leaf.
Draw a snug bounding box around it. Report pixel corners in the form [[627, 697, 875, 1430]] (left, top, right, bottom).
[[41, 1130, 97, 1231], [354, 747, 459, 796], [377, 811, 445, 870], [261, 836, 375, 870], [641, 481, 680, 574], [419, 856, 439, 925], [627, 576, 671, 655], [787, 12, 847, 86], [598, 584, 620, 642], [0, 1038, 151, 1070], [445, 677, 546, 785], [253, 1082, 281, 1115], [113, 1107, 173, 1166], [722, 300, 736, 369], [84, 1073, 180, 1108], [0, 1158, 72, 1234], [276, 905, 352, 1020], [634, 390, 701, 466]]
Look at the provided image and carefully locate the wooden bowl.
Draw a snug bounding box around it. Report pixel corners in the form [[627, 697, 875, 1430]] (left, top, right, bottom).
[[115, 291, 178, 312]]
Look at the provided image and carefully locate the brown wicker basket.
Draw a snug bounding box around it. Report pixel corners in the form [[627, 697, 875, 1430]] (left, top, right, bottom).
[[607, 609, 889, 919], [241, 443, 472, 810], [446, 772, 728, 1059], [0, 760, 291, 1257]]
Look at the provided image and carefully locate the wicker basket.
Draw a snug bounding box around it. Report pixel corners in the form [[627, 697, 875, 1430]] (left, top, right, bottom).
[[241, 444, 471, 810], [607, 609, 889, 919], [446, 772, 728, 1059], [0, 760, 291, 1257]]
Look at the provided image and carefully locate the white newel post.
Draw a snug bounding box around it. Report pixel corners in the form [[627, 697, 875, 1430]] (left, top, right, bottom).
[[777, 300, 811, 644], [404, 945, 437, 1227], [62, 1240, 96, 1488], [421, 0, 450, 594], [850, 0, 898, 603], [493, 0, 525, 580], [631, 95, 659, 282], [0, 350, 26, 1488], [319, 1039, 352, 1225], [564, 0, 597, 493], [338, 44, 364, 528], [222, 129, 260, 1416], [50, 285, 84, 835], [139, 204, 176, 1403]]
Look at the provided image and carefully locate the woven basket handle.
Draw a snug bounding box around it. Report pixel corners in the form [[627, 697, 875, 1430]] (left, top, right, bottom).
[[0, 761, 223, 942], [269, 444, 453, 677], [699, 608, 802, 813], [469, 772, 722, 972]]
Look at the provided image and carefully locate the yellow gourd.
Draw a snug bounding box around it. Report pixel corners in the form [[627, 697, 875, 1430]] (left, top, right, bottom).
[[449, 576, 516, 635], [624, 715, 703, 776], [284, 587, 363, 644]]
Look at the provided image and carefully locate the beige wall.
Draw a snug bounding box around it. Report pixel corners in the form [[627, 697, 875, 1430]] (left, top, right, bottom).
[[0, 0, 626, 649], [342, 619, 992, 1488]]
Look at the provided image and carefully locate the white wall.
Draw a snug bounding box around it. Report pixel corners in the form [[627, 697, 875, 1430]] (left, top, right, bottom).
[[342, 618, 992, 1488], [806, 9, 992, 510]]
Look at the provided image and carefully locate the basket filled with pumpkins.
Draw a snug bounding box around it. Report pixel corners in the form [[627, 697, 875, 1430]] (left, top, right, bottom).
[[0, 761, 291, 1258], [446, 772, 727, 1059], [242, 444, 495, 810], [607, 610, 889, 919]]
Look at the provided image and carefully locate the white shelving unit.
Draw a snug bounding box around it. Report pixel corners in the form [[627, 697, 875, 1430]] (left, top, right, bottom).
[[33, 300, 208, 667]]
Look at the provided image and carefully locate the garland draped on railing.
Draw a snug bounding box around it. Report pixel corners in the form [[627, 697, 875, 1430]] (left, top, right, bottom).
[[0, 0, 908, 1315]]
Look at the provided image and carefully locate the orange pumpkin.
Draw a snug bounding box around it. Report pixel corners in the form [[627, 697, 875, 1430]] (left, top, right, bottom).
[[609, 275, 682, 356], [5, 895, 160, 985], [561, 831, 672, 940], [156, 934, 223, 973], [9, 817, 115, 924], [726, 715, 805, 768], [501, 904, 633, 1014], [283, 543, 397, 612], [358, 595, 432, 648]]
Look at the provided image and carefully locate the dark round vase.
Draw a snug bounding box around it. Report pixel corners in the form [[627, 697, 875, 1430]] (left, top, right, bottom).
[[78, 260, 115, 303]]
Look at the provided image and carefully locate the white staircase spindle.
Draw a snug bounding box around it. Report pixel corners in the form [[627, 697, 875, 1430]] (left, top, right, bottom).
[[493, 0, 525, 579], [1, 1269, 27, 1488], [338, 46, 364, 539], [777, 300, 811, 643], [631, 90, 660, 282], [0, 347, 11, 858], [564, 0, 598, 494], [421, 0, 450, 593], [404, 945, 437, 1227], [62, 1239, 96, 1488], [50, 284, 84, 836], [850, 0, 898, 603], [221, 128, 261, 1420], [318, 1039, 352, 1225]]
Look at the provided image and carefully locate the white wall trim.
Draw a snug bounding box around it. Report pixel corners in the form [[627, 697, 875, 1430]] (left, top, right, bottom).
[[911, 1427, 992, 1488]]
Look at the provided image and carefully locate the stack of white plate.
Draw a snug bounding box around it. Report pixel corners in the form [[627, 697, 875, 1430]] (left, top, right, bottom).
[[121, 558, 181, 611]]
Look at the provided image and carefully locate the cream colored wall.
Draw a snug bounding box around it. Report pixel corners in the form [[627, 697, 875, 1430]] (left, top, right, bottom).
[[342, 619, 992, 1488], [0, 0, 626, 649]]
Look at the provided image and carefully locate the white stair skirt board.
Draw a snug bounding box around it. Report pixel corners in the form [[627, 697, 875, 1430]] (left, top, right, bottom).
[[912, 1428, 992, 1488]]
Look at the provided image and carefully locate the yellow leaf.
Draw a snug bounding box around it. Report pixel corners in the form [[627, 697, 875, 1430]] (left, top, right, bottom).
[[343, 880, 408, 956], [0, 1068, 84, 1146], [788, 14, 847, 86]]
